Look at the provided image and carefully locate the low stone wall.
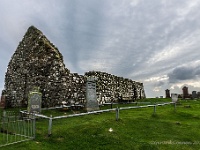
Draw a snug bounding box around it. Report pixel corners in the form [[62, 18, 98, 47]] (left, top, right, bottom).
[[85, 71, 145, 103]]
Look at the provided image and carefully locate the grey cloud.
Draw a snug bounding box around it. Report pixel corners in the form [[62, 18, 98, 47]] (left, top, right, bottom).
[[168, 66, 200, 83], [1, 0, 200, 98], [155, 81, 165, 87]]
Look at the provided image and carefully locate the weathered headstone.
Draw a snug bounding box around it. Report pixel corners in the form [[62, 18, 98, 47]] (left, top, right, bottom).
[[171, 93, 178, 103], [192, 91, 197, 99], [182, 86, 189, 99], [86, 77, 99, 112], [28, 87, 42, 113], [165, 89, 170, 98], [198, 92, 200, 98]]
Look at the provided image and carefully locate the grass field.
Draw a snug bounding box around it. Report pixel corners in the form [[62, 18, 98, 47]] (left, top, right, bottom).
[[1, 98, 200, 150]]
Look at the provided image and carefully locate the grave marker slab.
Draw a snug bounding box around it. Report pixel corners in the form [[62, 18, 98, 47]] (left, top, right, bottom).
[[171, 93, 178, 103], [28, 88, 42, 113], [86, 77, 99, 112], [192, 91, 197, 99]]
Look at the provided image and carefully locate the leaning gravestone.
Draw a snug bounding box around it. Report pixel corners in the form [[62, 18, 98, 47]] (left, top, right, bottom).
[[28, 87, 42, 113], [171, 93, 178, 103], [86, 77, 99, 112]]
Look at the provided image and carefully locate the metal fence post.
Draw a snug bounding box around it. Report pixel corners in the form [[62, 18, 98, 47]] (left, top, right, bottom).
[[116, 107, 119, 121], [154, 105, 156, 114], [33, 113, 36, 139], [174, 102, 176, 112], [48, 115, 52, 136]]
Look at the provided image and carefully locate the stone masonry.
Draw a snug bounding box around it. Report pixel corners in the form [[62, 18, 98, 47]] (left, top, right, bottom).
[[85, 71, 145, 103], [2, 26, 146, 108]]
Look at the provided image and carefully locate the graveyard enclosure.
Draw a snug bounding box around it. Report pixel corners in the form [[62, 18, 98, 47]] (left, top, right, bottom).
[[2, 26, 146, 108]]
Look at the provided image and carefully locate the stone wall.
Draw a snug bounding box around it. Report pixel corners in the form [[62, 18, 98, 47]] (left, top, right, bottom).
[[2, 26, 146, 108], [85, 71, 145, 103], [4, 26, 70, 107]]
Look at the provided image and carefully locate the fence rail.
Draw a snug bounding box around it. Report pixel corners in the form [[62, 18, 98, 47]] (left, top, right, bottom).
[[20, 101, 176, 136]]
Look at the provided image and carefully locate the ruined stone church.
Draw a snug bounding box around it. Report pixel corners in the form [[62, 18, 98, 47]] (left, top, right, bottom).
[[2, 26, 145, 108]]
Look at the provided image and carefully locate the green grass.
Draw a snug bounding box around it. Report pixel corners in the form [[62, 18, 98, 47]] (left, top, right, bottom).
[[1, 98, 200, 149]]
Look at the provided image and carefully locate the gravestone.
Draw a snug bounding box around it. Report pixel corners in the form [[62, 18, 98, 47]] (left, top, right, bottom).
[[86, 77, 99, 112], [192, 91, 197, 99], [28, 87, 42, 113], [165, 89, 170, 98], [171, 93, 178, 103]]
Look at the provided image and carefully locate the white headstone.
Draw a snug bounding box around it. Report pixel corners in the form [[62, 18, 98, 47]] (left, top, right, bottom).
[[171, 93, 178, 103]]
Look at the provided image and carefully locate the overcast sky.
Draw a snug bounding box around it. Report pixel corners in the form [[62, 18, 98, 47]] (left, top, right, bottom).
[[1, 0, 200, 98]]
